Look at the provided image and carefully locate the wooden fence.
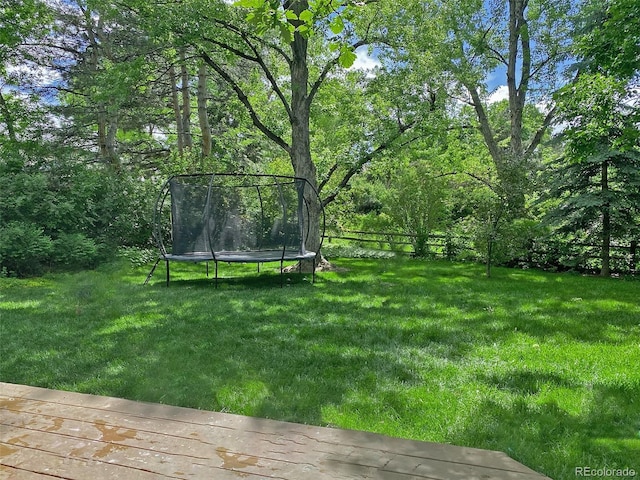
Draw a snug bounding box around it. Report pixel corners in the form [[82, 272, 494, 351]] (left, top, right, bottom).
[[323, 229, 639, 273], [324, 229, 461, 257]]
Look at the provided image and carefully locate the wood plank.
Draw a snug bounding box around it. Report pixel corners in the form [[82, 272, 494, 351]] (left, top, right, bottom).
[[0, 404, 422, 479], [1, 464, 65, 480], [1, 414, 330, 479], [0, 383, 532, 471], [1, 396, 534, 478], [0, 382, 551, 480]]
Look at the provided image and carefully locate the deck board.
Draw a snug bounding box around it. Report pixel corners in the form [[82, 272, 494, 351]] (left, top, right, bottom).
[[1, 382, 550, 480]]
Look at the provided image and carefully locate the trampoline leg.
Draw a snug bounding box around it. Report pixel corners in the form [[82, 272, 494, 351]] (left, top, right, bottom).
[[206, 262, 209, 278], [215, 261, 218, 288], [144, 258, 161, 285], [166, 260, 170, 287], [280, 260, 284, 288], [312, 257, 316, 284]]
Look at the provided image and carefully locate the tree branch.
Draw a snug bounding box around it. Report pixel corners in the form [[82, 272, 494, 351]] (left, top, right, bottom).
[[318, 162, 339, 192], [524, 104, 556, 160], [209, 17, 292, 65], [465, 82, 502, 162], [201, 35, 259, 63], [321, 120, 417, 207], [307, 39, 369, 108], [200, 52, 291, 154], [243, 36, 293, 120], [200, 21, 293, 120], [465, 172, 499, 195], [486, 45, 508, 67]]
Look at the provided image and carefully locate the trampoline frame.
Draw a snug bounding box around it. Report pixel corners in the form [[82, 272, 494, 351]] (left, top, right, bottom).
[[144, 173, 325, 287]]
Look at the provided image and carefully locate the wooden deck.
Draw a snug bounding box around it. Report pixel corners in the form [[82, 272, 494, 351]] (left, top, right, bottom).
[[1, 382, 550, 480]]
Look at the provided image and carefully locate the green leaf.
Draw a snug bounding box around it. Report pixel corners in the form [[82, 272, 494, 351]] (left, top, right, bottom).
[[329, 16, 344, 35], [234, 0, 263, 7], [338, 47, 357, 68], [297, 24, 310, 37], [279, 23, 294, 43], [299, 9, 313, 24]]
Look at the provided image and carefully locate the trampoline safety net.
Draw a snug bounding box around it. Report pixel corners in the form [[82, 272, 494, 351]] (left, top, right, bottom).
[[146, 173, 325, 286]]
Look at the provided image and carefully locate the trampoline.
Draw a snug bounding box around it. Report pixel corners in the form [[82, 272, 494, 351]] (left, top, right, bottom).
[[144, 173, 325, 287]]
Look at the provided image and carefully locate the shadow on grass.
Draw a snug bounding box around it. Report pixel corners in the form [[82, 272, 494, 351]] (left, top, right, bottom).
[[1, 258, 639, 480], [448, 382, 640, 479], [480, 370, 579, 395]]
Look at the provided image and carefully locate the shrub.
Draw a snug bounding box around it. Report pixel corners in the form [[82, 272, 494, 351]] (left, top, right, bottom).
[[51, 233, 100, 268], [491, 218, 544, 267], [0, 221, 53, 276], [118, 246, 157, 267], [0, 153, 158, 276]]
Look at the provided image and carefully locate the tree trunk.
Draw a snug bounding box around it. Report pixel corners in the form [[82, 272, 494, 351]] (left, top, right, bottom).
[[197, 62, 212, 158], [0, 91, 17, 142], [96, 105, 120, 169], [104, 109, 119, 170], [97, 107, 108, 160], [507, 0, 527, 162], [180, 50, 193, 149], [169, 65, 184, 156], [486, 237, 493, 278], [83, 10, 119, 169], [463, 0, 546, 216], [289, 0, 321, 258], [601, 160, 611, 277]]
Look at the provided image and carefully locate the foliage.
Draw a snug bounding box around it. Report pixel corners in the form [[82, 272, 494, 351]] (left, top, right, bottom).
[[2, 0, 638, 281], [0, 154, 155, 276], [51, 233, 100, 268], [233, 0, 368, 67], [322, 243, 397, 259], [118, 246, 158, 267], [0, 221, 53, 276], [382, 166, 449, 257], [484, 218, 545, 268], [574, 0, 640, 79], [544, 27, 640, 276], [543, 148, 640, 235], [0, 0, 51, 67], [393, 0, 574, 214]]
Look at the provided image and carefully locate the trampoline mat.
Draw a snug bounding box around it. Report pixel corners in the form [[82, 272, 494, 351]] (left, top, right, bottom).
[[164, 250, 317, 263], [214, 250, 317, 263]]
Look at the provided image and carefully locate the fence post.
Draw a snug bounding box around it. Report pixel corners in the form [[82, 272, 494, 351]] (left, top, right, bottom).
[[631, 240, 637, 273]]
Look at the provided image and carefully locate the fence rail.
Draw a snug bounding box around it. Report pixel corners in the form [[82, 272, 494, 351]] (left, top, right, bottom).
[[323, 229, 638, 273], [324, 229, 456, 253]]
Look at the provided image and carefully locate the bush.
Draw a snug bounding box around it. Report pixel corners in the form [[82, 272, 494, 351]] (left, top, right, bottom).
[[0, 221, 53, 276], [118, 246, 157, 267], [383, 167, 449, 257], [491, 218, 544, 267], [0, 153, 158, 276], [51, 233, 100, 268]]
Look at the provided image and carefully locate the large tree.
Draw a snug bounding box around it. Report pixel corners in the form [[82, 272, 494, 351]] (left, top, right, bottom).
[[398, 0, 575, 214], [0, 0, 52, 152], [544, 0, 640, 276], [546, 75, 640, 276], [125, 0, 425, 255]]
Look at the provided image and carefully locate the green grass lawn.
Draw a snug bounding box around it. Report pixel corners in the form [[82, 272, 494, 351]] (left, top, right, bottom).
[[1, 257, 639, 479]]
